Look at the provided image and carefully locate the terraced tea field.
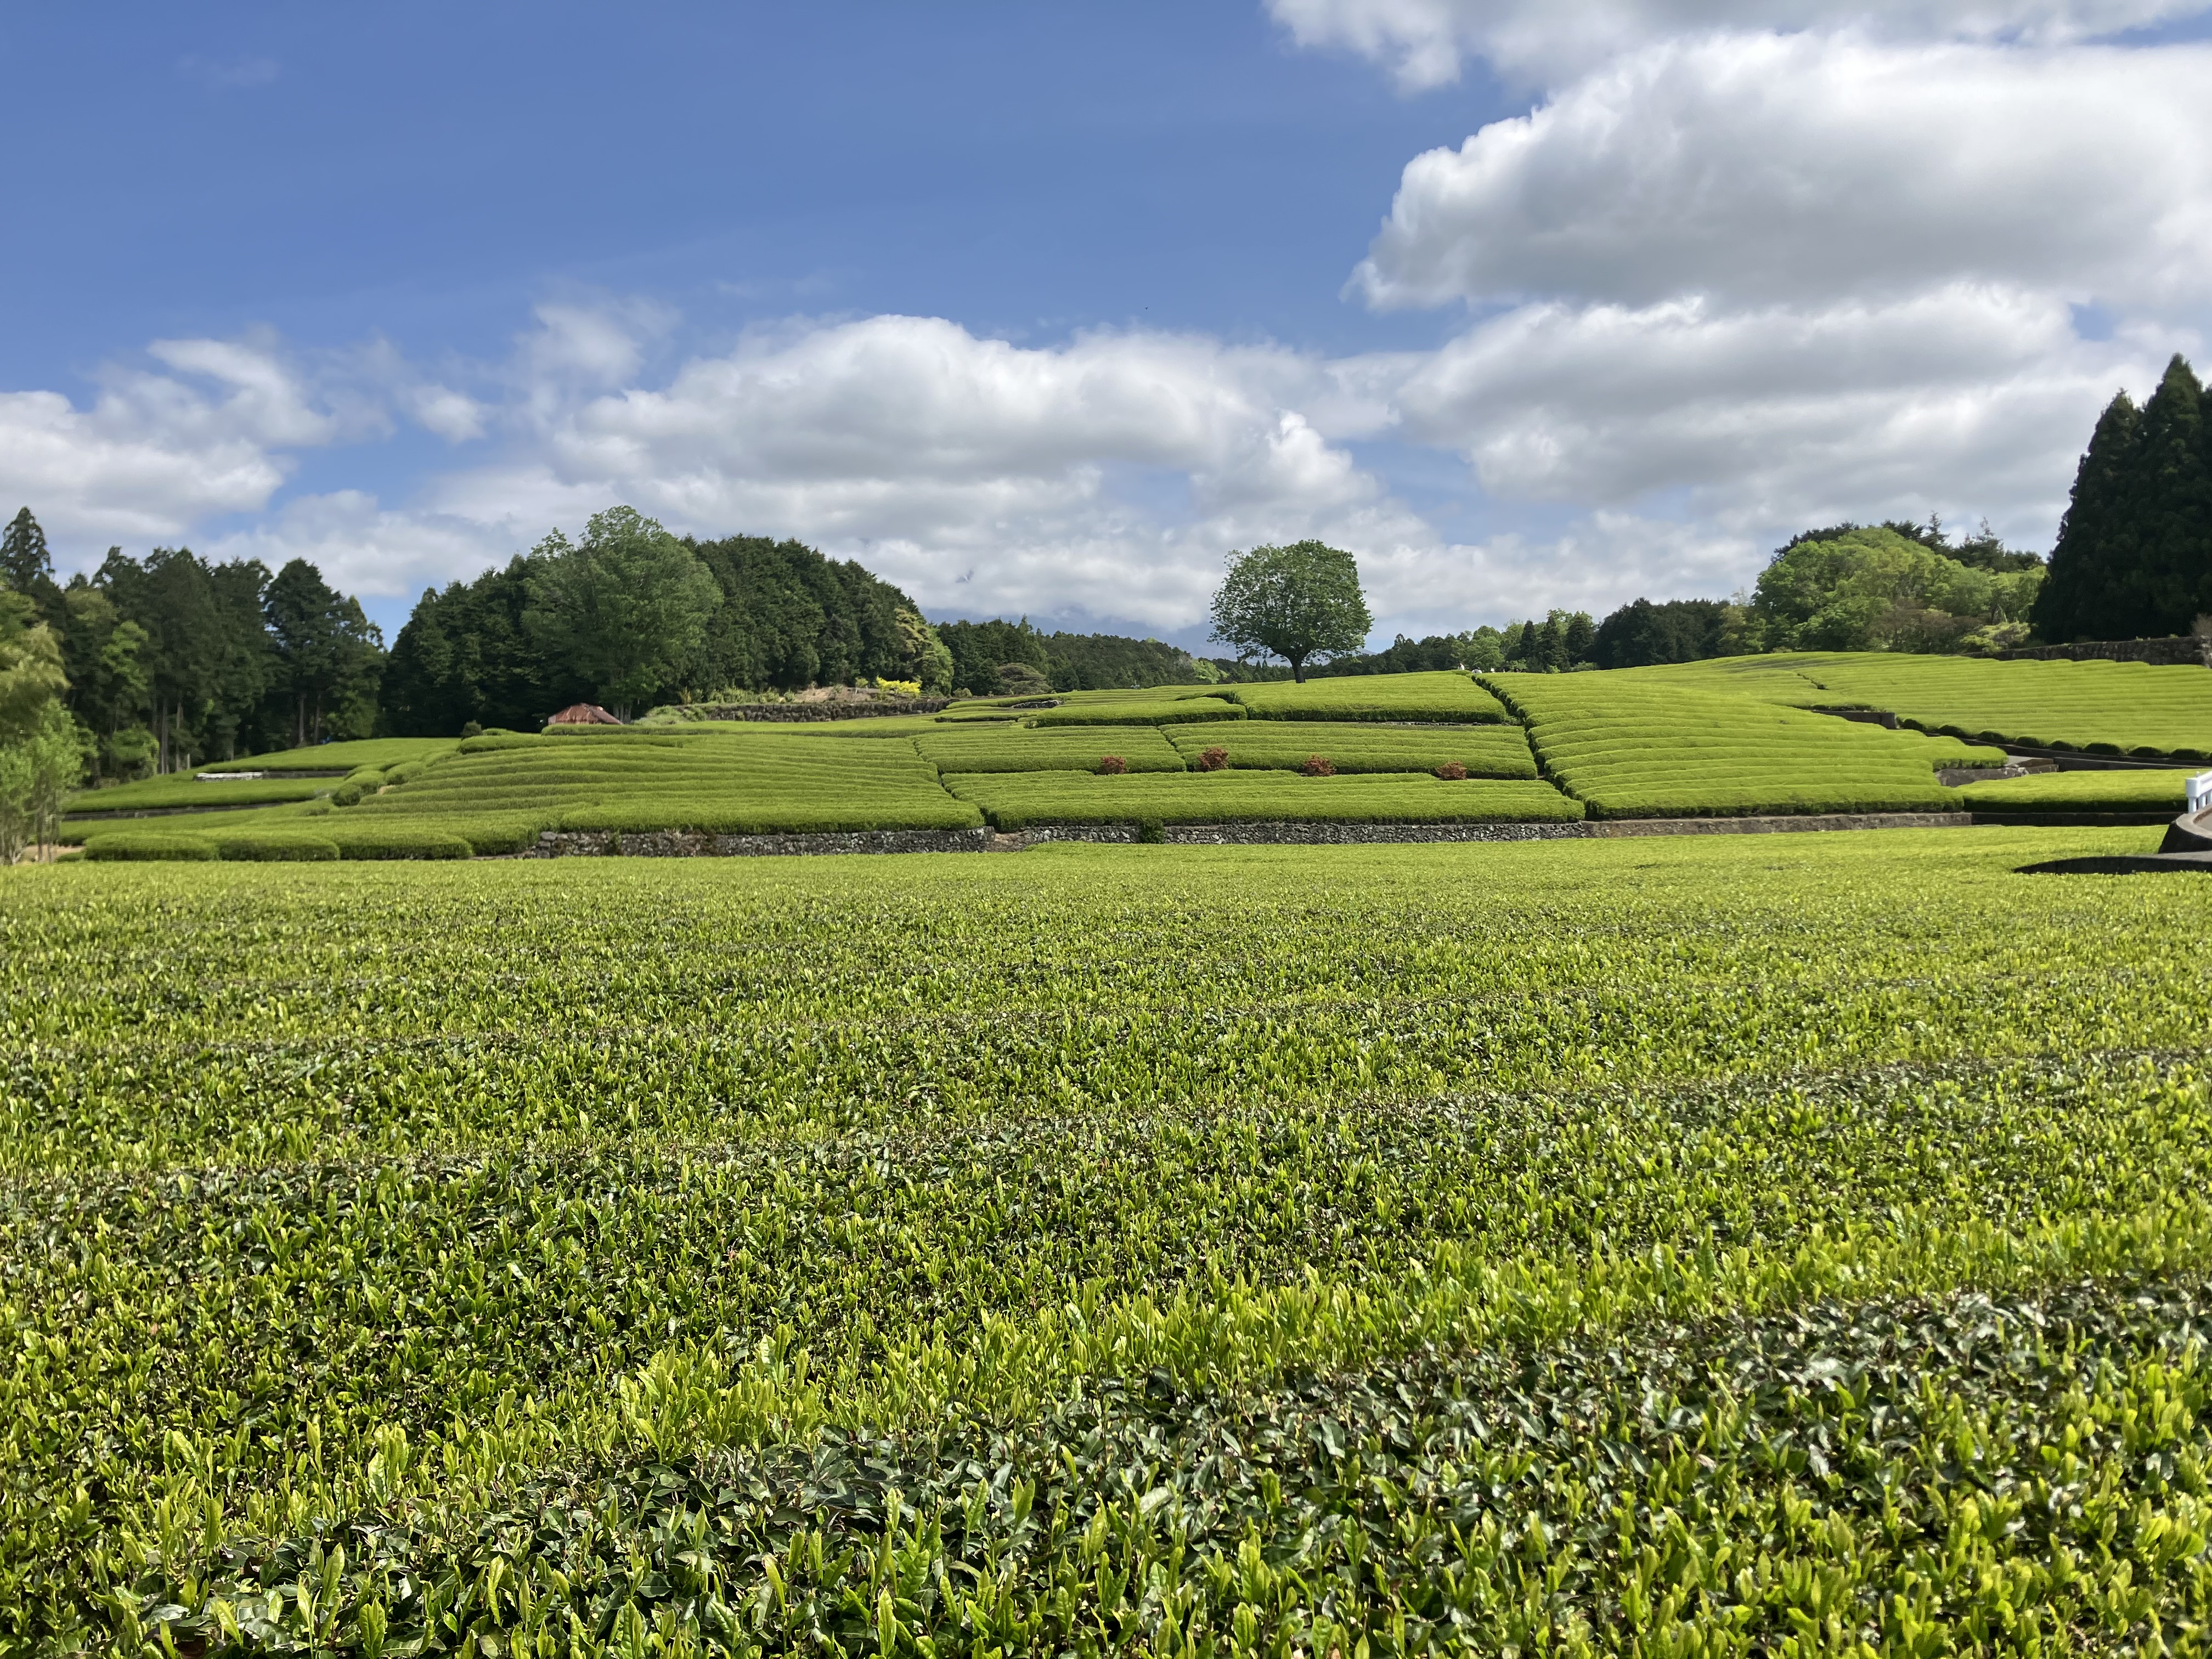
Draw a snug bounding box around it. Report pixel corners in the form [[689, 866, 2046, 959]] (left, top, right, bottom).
[[1631, 652, 2212, 759], [6, 826, 2212, 1653]]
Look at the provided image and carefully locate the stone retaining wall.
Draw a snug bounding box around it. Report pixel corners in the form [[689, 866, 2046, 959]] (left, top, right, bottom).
[[533, 811, 1983, 857], [536, 827, 995, 857], [1998, 636, 2211, 667], [1582, 812, 1972, 837], [1157, 821, 1584, 845], [680, 699, 952, 723]]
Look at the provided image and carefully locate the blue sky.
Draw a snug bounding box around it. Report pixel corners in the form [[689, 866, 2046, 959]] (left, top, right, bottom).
[[4, 1, 2209, 647]]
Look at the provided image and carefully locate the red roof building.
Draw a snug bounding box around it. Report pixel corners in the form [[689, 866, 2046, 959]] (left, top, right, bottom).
[[547, 703, 622, 726]]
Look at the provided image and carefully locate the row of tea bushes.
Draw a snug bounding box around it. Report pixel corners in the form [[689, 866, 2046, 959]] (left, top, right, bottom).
[[7, 837, 2212, 1647], [913, 728, 1188, 774], [940, 769, 1582, 829], [1222, 669, 1509, 724], [1629, 652, 2212, 759], [1957, 767, 2194, 812], [1486, 673, 2006, 819], [1165, 720, 1538, 777]]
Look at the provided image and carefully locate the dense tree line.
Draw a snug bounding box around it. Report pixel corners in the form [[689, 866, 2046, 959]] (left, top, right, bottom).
[[2033, 353, 2212, 644], [937, 618, 1214, 696], [0, 508, 382, 778], [383, 514, 957, 732]]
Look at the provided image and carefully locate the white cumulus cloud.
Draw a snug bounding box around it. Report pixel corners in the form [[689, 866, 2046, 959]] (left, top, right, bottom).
[[1267, 0, 2205, 86], [1355, 36, 2212, 313]]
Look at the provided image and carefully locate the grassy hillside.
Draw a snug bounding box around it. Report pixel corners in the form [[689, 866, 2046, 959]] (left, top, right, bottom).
[[7, 830, 2211, 1648], [1626, 652, 2212, 759], [1486, 673, 2004, 819]]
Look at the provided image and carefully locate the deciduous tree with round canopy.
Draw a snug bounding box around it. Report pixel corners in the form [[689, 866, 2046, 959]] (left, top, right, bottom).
[[522, 507, 724, 720], [1207, 540, 1372, 684]]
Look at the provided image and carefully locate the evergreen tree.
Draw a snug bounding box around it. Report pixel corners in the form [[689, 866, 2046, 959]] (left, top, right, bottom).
[[267, 559, 385, 747], [2033, 358, 2212, 643], [2118, 354, 2212, 637], [1562, 610, 1596, 665], [0, 509, 65, 630]]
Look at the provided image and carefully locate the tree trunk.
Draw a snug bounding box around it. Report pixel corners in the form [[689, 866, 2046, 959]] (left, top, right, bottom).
[[1289, 653, 1308, 684]]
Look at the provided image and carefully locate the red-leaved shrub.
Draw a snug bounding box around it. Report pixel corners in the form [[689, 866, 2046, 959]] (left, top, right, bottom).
[[1300, 755, 1336, 777], [1197, 746, 1229, 772], [1435, 761, 1469, 780], [1097, 755, 1127, 775]]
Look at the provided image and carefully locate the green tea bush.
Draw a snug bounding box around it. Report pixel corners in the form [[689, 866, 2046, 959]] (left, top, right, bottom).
[[1029, 699, 1245, 727], [195, 737, 458, 776], [61, 776, 330, 815], [5, 834, 2212, 1646], [78, 831, 217, 860], [1487, 673, 2005, 818], [1167, 719, 1537, 777], [206, 831, 342, 861], [1224, 669, 1508, 724], [913, 727, 1184, 774], [319, 825, 475, 859], [1959, 768, 2192, 811], [944, 769, 1583, 827], [1626, 651, 2212, 759]]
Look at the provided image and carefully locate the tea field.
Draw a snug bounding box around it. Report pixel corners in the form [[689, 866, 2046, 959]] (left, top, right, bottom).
[[7, 826, 2212, 1654], [1630, 653, 2212, 760]]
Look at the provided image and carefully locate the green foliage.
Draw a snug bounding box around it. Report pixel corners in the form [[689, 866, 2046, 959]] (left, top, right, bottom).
[[78, 830, 219, 860], [1487, 672, 2001, 819], [342, 728, 983, 841], [1749, 526, 2044, 653], [0, 586, 67, 742], [2035, 354, 2212, 643], [62, 776, 330, 815], [1165, 719, 1537, 777], [200, 738, 458, 775], [523, 508, 725, 718], [5, 837, 2212, 1647], [204, 832, 343, 861], [0, 699, 88, 862], [934, 618, 1207, 696], [914, 728, 1187, 774], [264, 558, 386, 749], [1637, 651, 2212, 759], [1027, 698, 1244, 727], [1959, 768, 2192, 811], [1208, 541, 1373, 681], [1223, 669, 1507, 724], [943, 769, 1581, 828]]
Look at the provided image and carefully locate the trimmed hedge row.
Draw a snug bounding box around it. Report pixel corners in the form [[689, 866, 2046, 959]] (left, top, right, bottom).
[[915, 729, 1187, 774], [1957, 768, 2193, 811], [1028, 700, 1246, 728], [1224, 671, 1509, 725], [939, 770, 1583, 829], [1165, 720, 1538, 778]]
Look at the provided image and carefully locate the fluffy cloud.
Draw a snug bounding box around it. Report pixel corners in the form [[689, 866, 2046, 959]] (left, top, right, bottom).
[[1266, 0, 2204, 86], [1355, 36, 2212, 313], [426, 311, 1428, 629], [0, 336, 337, 550], [1380, 285, 2175, 538], [200, 492, 521, 606]]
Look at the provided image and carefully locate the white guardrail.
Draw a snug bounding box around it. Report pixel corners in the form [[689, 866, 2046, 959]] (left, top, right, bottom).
[[2190, 771, 2212, 814]]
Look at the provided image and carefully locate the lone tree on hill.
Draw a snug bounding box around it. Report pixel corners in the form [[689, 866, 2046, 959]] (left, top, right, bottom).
[[523, 506, 723, 720], [1207, 541, 1372, 683]]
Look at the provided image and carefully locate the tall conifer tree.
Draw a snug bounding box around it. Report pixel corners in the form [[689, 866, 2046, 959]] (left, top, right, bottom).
[[2118, 354, 2211, 637], [2033, 391, 2142, 642]]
